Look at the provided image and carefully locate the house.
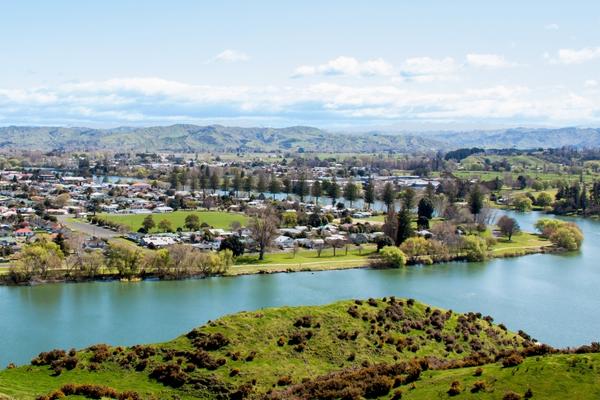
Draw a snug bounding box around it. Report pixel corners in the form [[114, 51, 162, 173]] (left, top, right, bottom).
[[153, 206, 174, 213], [14, 228, 34, 238], [274, 235, 295, 249], [141, 236, 177, 248]]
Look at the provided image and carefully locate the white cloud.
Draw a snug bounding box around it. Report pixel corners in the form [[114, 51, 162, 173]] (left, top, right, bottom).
[[398, 57, 458, 82], [291, 56, 394, 78], [466, 53, 516, 68], [554, 47, 600, 64], [209, 49, 249, 63], [1, 77, 600, 126], [544, 23, 559, 31], [585, 79, 598, 87]]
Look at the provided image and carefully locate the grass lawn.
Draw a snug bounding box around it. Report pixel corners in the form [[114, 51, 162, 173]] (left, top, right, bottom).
[[98, 211, 248, 232], [490, 231, 552, 256]]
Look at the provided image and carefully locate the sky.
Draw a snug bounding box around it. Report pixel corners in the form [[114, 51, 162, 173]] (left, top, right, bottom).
[[1, 1, 600, 130]]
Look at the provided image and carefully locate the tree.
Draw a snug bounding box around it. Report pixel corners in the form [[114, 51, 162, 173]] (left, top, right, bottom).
[[105, 242, 141, 278], [401, 188, 416, 211], [248, 207, 280, 260], [396, 209, 413, 246], [417, 197, 434, 220], [381, 182, 396, 212], [53, 233, 68, 254], [256, 173, 268, 194], [184, 214, 201, 231], [158, 219, 173, 232], [282, 177, 292, 195], [12, 239, 64, 280], [209, 172, 220, 192], [282, 211, 298, 227], [377, 246, 407, 268], [497, 215, 520, 241], [219, 235, 245, 257], [327, 178, 340, 205], [468, 184, 484, 218], [536, 192, 553, 207], [221, 175, 231, 192], [513, 195, 533, 212], [462, 236, 488, 262], [268, 174, 281, 198], [243, 175, 254, 195], [142, 214, 156, 232], [374, 235, 394, 252], [232, 172, 242, 197], [311, 180, 322, 205], [343, 179, 359, 208], [294, 173, 309, 202], [363, 179, 375, 210]]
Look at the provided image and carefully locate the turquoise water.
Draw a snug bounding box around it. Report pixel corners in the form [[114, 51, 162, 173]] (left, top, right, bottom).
[[1, 211, 599, 366]]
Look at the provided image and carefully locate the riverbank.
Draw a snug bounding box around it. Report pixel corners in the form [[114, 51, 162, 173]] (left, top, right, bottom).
[[0, 231, 557, 285]]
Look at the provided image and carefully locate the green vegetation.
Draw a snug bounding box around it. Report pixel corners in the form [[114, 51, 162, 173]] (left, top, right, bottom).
[[1, 298, 598, 399], [97, 211, 248, 232]]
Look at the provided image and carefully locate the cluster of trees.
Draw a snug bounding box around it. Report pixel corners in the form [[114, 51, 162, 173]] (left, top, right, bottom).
[[6, 234, 235, 283], [535, 219, 584, 251]]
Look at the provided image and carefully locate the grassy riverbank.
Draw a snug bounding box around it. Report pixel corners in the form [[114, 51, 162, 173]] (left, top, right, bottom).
[[1, 298, 598, 399]]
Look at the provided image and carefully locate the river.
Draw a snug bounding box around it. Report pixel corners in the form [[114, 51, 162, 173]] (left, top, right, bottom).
[[1, 211, 599, 366]]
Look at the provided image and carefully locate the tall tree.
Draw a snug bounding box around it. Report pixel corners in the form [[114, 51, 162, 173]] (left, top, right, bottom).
[[209, 172, 220, 193], [381, 182, 396, 212], [232, 172, 242, 197], [294, 173, 309, 202], [363, 179, 375, 210], [468, 184, 484, 218], [268, 174, 281, 199], [248, 207, 280, 260], [142, 214, 156, 232], [396, 209, 413, 246], [243, 175, 254, 196], [343, 179, 359, 208], [417, 197, 434, 220], [311, 180, 322, 205], [327, 177, 340, 205], [256, 173, 268, 194]]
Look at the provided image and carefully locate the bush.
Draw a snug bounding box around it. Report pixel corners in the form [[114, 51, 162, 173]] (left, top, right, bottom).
[[550, 225, 583, 251], [502, 353, 524, 367], [462, 236, 488, 262], [503, 391, 522, 400], [377, 246, 407, 268], [447, 380, 462, 396]]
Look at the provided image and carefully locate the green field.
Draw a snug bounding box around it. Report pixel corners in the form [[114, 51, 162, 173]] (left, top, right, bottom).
[[1, 298, 598, 399], [98, 211, 248, 232]]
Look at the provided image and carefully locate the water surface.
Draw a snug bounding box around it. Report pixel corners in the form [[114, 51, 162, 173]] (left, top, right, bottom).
[[1, 211, 599, 366]]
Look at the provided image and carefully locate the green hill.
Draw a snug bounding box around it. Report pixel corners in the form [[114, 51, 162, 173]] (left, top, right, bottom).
[[0, 298, 598, 399]]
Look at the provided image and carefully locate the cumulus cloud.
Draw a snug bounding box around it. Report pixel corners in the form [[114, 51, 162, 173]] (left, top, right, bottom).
[[208, 49, 249, 63], [1, 77, 599, 126], [553, 47, 600, 64], [466, 53, 516, 68], [291, 56, 394, 78], [544, 23, 559, 31]]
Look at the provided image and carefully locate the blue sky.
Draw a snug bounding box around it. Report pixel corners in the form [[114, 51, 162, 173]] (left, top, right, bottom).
[[1, 1, 600, 130]]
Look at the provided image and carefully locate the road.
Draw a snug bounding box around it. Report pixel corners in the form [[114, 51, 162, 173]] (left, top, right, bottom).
[[57, 215, 121, 239]]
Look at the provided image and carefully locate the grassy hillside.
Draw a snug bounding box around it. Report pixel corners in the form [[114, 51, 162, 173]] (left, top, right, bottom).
[[0, 298, 598, 399]]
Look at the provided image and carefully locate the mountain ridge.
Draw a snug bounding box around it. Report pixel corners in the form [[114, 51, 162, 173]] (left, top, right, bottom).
[[0, 124, 599, 152]]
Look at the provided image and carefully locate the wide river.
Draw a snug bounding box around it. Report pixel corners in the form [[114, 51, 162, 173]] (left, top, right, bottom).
[[1, 211, 599, 366]]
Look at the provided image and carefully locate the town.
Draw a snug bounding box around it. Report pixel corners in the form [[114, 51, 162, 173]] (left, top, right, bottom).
[[0, 147, 587, 284]]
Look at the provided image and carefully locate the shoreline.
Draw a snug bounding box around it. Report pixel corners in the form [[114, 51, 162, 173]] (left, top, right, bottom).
[[0, 242, 559, 287]]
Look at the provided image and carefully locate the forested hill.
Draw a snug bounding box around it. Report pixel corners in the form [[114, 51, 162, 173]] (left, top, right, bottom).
[[0, 125, 599, 153]]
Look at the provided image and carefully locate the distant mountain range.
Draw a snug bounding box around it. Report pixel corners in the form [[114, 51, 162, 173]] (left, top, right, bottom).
[[0, 125, 598, 153]]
